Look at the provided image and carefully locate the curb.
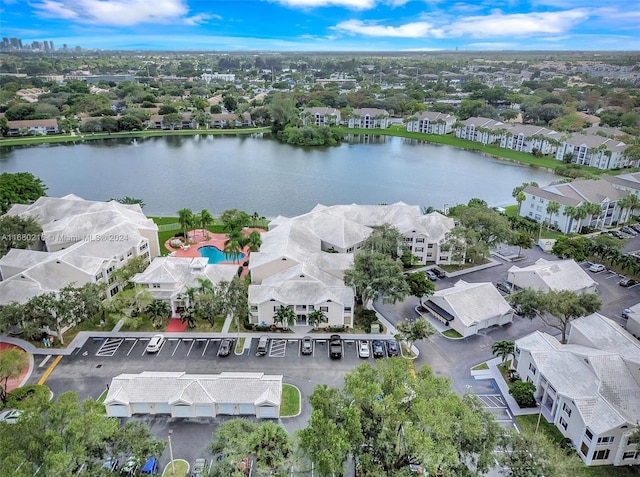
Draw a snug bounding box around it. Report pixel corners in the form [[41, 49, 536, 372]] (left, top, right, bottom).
[[162, 459, 189, 477], [280, 383, 303, 418]]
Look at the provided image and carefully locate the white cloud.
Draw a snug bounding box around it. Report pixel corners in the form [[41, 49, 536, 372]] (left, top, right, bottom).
[[333, 19, 441, 37], [271, 0, 377, 9], [32, 0, 216, 27], [446, 9, 590, 37], [467, 41, 517, 49]]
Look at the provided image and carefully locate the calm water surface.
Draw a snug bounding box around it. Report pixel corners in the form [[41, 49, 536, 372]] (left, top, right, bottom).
[[0, 134, 558, 217]]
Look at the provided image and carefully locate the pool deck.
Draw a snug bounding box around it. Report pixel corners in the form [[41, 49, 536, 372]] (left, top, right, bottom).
[[163, 228, 262, 275]]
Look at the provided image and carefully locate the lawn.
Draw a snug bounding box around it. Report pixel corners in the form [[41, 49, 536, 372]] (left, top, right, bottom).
[[161, 459, 189, 477], [280, 384, 300, 417], [442, 328, 463, 338], [235, 337, 246, 354], [515, 415, 639, 477], [471, 362, 489, 371]]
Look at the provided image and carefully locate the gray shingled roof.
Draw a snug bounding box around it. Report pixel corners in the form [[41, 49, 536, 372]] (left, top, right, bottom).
[[508, 258, 597, 292]]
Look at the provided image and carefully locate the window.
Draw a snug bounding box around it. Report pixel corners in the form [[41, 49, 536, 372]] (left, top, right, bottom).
[[427, 243, 434, 248], [580, 442, 589, 457], [593, 449, 610, 460], [296, 305, 307, 311], [320, 306, 329, 312], [562, 403, 572, 417], [273, 306, 279, 312], [559, 417, 568, 430], [416, 238, 424, 243], [597, 436, 614, 445], [585, 429, 593, 441], [250, 306, 258, 312], [109, 287, 119, 297], [415, 247, 424, 252], [127, 250, 133, 257], [529, 363, 537, 375], [95, 273, 103, 281], [347, 247, 353, 252], [623, 451, 638, 460], [344, 307, 351, 313], [152, 283, 160, 289], [108, 276, 116, 285], [139, 243, 148, 251], [106, 265, 115, 274]]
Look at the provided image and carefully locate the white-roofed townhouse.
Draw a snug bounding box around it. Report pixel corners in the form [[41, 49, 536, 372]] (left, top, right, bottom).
[[422, 280, 513, 337], [0, 195, 159, 306], [131, 257, 237, 317], [455, 117, 506, 145], [301, 107, 341, 126], [514, 313, 640, 466], [105, 372, 282, 419], [555, 133, 629, 170], [518, 179, 630, 233], [499, 124, 561, 155], [507, 258, 597, 295], [405, 111, 456, 135], [347, 108, 389, 129], [248, 202, 457, 329]]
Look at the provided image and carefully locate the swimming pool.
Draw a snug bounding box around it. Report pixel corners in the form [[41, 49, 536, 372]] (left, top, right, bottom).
[[198, 245, 246, 264]]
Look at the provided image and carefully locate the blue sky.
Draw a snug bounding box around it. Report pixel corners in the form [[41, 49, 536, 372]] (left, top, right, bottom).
[[1, 0, 639, 51]]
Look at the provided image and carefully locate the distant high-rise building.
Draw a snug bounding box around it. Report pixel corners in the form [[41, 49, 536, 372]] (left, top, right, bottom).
[[49, 41, 55, 50], [44, 41, 49, 50], [18, 39, 22, 48], [63, 43, 68, 50], [75, 45, 81, 52], [32, 41, 42, 50]]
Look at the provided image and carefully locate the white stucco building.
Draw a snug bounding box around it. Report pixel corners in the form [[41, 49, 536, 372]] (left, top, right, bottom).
[[507, 258, 597, 294], [0, 195, 159, 305], [405, 111, 456, 135], [514, 313, 640, 466], [248, 203, 456, 328], [105, 372, 282, 419], [422, 280, 513, 337]]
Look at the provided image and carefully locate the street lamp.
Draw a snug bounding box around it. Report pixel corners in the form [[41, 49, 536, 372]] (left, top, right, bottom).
[[168, 430, 175, 475]]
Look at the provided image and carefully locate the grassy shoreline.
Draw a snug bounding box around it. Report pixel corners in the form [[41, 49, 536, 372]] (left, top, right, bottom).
[[0, 126, 271, 147]]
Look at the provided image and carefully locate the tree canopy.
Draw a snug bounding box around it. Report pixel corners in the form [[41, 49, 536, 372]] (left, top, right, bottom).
[[344, 251, 410, 305], [298, 359, 500, 477], [0, 172, 47, 214]]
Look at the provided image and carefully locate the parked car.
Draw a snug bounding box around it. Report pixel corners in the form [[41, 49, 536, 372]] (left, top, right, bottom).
[[588, 263, 606, 273], [432, 267, 446, 278], [495, 281, 514, 294], [145, 334, 165, 353], [425, 270, 438, 281], [140, 458, 158, 475], [612, 230, 625, 239], [386, 340, 400, 357], [218, 338, 233, 356], [358, 340, 370, 358], [120, 457, 138, 475], [102, 458, 119, 472], [622, 226, 638, 236], [0, 409, 21, 424], [329, 335, 342, 359], [622, 309, 632, 319], [372, 340, 385, 358], [192, 458, 207, 477], [631, 224, 640, 233], [301, 336, 313, 355], [619, 278, 638, 287]]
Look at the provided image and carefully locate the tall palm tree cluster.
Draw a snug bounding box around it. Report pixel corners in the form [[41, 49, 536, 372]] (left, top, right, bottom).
[[220, 209, 263, 263], [177, 207, 213, 239]]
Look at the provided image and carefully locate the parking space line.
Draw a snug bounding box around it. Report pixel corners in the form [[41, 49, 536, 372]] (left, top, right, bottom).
[[187, 340, 195, 356], [170, 339, 181, 356], [269, 339, 287, 357], [202, 339, 210, 357], [126, 339, 138, 356]]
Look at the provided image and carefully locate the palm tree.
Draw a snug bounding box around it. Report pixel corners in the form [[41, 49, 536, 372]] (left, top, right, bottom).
[[196, 277, 214, 295], [177, 208, 193, 238], [273, 305, 296, 330], [146, 300, 171, 328], [492, 339, 515, 364], [618, 194, 640, 225], [581, 202, 604, 230], [307, 309, 328, 330], [515, 191, 526, 216], [199, 209, 213, 237], [545, 201, 561, 230], [247, 230, 262, 252]]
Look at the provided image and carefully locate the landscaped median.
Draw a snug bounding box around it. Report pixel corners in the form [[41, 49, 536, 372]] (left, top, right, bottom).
[[280, 383, 301, 417]]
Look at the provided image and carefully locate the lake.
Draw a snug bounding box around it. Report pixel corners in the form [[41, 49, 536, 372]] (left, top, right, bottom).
[[0, 134, 558, 218]]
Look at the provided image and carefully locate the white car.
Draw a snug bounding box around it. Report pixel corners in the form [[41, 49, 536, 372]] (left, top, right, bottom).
[[358, 340, 370, 358], [0, 409, 21, 424], [589, 263, 606, 273], [146, 334, 165, 353]]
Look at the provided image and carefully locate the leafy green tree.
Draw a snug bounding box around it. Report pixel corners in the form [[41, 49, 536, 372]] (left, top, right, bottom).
[[101, 116, 118, 134], [220, 208, 250, 233], [491, 340, 515, 364], [0, 348, 28, 405], [405, 272, 435, 303], [509, 381, 537, 407], [618, 193, 640, 225], [394, 316, 435, 349], [110, 256, 149, 290], [0, 172, 47, 214], [497, 430, 556, 477], [0, 215, 43, 258], [162, 112, 182, 130], [223, 95, 238, 112], [510, 289, 601, 343], [361, 223, 406, 260], [247, 230, 262, 252], [0, 116, 8, 136], [344, 252, 410, 305], [273, 305, 297, 330], [268, 93, 298, 133], [0, 391, 165, 477], [298, 360, 500, 476], [198, 208, 213, 235], [109, 196, 145, 208], [508, 231, 533, 257], [117, 114, 143, 131], [249, 421, 292, 475]]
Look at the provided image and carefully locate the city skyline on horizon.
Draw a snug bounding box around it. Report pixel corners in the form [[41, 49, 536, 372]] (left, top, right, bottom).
[[1, 0, 639, 52]]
